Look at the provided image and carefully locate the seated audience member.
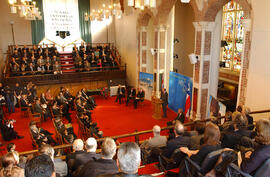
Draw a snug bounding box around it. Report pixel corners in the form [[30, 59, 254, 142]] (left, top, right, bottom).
[[74, 137, 102, 172], [79, 138, 118, 177], [240, 118, 270, 175], [163, 122, 191, 158], [180, 122, 222, 166], [1, 119, 24, 141], [126, 87, 136, 106], [134, 88, 144, 109], [242, 106, 254, 130], [34, 99, 51, 121], [220, 111, 233, 131], [52, 55, 60, 64], [25, 154, 55, 177], [175, 108, 185, 124], [190, 122, 206, 150], [221, 113, 252, 149], [44, 62, 53, 74], [39, 144, 68, 177], [7, 143, 16, 152], [0, 152, 24, 177], [40, 92, 48, 105], [54, 117, 76, 142], [147, 125, 167, 148], [66, 139, 85, 163], [53, 61, 62, 74], [26, 62, 36, 75], [84, 60, 91, 72], [101, 142, 147, 177], [29, 121, 57, 146], [45, 89, 54, 102]]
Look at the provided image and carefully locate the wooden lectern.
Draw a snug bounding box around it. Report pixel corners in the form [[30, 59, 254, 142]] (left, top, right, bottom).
[[152, 96, 163, 120]]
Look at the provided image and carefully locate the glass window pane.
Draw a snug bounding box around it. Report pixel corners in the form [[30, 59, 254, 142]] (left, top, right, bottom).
[[221, 2, 243, 71]]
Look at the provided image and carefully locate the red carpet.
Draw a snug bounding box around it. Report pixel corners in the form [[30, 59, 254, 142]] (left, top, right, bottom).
[[1, 96, 177, 153]]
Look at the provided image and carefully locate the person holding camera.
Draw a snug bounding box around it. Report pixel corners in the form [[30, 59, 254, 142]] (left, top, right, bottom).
[[1, 119, 24, 141]]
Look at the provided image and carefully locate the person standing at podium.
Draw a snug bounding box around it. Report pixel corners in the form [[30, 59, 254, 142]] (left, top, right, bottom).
[[161, 88, 168, 118]]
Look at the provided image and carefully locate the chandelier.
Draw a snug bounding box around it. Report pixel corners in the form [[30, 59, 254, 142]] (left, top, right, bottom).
[[8, 0, 42, 20], [127, 0, 157, 10], [85, 1, 122, 22]]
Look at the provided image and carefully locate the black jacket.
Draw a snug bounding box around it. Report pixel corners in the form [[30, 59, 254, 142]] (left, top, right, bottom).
[[163, 135, 191, 158], [79, 158, 118, 177], [99, 172, 152, 177]]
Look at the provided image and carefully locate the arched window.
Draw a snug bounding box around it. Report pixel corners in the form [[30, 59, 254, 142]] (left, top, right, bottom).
[[220, 1, 244, 71]]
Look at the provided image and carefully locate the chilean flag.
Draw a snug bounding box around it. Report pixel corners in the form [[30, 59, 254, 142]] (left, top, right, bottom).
[[184, 89, 191, 118]]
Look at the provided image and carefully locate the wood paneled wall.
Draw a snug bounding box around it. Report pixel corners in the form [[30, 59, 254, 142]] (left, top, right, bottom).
[[37, 80, 107, 97]]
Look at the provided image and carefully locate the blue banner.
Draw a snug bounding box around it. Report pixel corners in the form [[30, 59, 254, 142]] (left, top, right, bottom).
[[139, 72, 154, 100], [168, 72, 193, 113]]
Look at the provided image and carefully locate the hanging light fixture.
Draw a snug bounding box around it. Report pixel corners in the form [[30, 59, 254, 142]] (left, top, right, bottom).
[[181, 0, 190, 3], [127, 0, 156, 9], [128, 0, 134, 6], [85, 0, 122, 22], [8, 0, 42, 20]]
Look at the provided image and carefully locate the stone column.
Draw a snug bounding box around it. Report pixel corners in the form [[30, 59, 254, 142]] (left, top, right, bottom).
[[192, 21, 215, 120], [139, 26, 148, 73], [154, 25, 167, 97], [237, 19, 252, 106]]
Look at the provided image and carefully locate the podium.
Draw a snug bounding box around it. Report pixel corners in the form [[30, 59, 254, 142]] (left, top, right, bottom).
[[152, 96, 163, 120]]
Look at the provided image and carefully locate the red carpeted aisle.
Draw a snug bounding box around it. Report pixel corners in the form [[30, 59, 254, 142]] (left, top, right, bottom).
[[1, 96, 176, 153]]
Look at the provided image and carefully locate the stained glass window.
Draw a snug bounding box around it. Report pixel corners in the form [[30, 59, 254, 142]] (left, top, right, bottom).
[[220, 1, 244, 71]]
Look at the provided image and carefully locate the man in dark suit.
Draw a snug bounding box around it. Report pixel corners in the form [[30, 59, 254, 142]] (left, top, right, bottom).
[[175, 108, 185, 124], [73, 137, 101, 172], [20, 94, 32, 108], [66, 139, 85, 175], [78, 138, 118, 177], [134, 88, 144, 109], [33, 99, 50, 121], [161, 88, 168, 118], [163, 122, 191, 158], [126, 87, 136, 106], [99, 142, 144, 177], [115, 85, 125, 104]]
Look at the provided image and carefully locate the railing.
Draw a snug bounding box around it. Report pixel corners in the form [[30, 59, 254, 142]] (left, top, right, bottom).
[[18, 109, 270, 157], [8, 43, 115, 54], [3, 66, 126, 86]]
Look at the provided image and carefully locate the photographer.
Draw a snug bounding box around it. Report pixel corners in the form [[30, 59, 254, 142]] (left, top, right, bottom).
[[1, 119, 24, 141]]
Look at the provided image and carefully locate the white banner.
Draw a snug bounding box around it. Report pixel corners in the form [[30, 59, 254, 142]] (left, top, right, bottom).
[[43, 0, 81, 48]]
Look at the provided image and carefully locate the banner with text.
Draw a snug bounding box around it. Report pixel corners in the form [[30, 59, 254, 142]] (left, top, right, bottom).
[[168, 72, 193, 113], [43, 0, 81, 47]]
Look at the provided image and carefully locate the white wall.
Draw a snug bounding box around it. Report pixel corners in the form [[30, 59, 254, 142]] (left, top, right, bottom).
[[90, 0, 115, 43], [115, 9, 140, 87], [209, 10, 222, 98], [0, 0, 32, 77], [0, 0, 32, 53], [245, 0, 270, 111], [173, 1, 195, 78]]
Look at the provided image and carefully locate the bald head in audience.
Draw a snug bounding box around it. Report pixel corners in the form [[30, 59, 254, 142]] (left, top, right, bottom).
[[174, 122, 184, 136], [85, 137, 97, 152], [153, 125, 161, 137], [73, 139, 84, 152]]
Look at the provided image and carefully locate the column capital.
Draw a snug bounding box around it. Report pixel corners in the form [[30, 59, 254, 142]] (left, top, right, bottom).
[[242, 18, 252, 31], [155, 24, 168, 32], [193, 21, 215, 32], [140, 26, 147, 32]]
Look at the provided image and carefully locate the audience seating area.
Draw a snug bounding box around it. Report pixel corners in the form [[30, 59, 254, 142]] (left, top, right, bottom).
[[6, 43, 121, 77]]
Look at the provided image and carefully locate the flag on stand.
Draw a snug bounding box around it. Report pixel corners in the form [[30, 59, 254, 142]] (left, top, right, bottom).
[[184, 88, 191, 118]]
